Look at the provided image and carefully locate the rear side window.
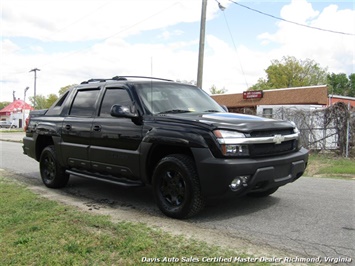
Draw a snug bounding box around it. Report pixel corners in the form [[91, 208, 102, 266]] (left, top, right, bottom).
[[46, 90, 70, 116], [99, 88, 132, 117], [70, 89, 100, 117]]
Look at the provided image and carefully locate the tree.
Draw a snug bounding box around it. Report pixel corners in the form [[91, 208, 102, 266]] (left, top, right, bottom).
[[209, 84, 227, 94], [327, 73, 348, 96], [349, 73, 355, 97], [47, 94, 59, 107], [176, 79, 197, 86], [25, 84, 76, 110], [29, 95, 46, 109], [0, 101, 11, 110], [249, 56, 328, 90], [327, 73, 355, 97], [29, 94, 58, 110], [247, 78, 269, 91], [59, 84, 77, 95]]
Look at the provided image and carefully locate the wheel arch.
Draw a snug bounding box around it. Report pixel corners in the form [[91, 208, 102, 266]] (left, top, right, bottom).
[[145, 144, 194, 185], [35, 135, 54, 161]]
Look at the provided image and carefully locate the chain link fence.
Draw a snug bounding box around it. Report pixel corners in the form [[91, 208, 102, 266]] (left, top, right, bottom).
[[258, 102, 354, 157]]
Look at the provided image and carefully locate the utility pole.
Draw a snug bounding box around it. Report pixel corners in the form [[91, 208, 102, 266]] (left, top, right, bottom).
[[29, 68, 40, 108], [197, 0, 207, 89]]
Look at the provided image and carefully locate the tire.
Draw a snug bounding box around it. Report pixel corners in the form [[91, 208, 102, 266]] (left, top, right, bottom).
[[247, 187, 279, 198], [152, 154, 205, 219], [39, 145, 69, 188]]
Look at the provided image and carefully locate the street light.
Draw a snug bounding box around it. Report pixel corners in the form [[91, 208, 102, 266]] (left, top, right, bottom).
[[29, 68, 40, 108], [24, 86, 29, 102]]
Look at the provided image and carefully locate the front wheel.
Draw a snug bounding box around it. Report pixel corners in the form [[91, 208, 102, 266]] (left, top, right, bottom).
[[152, 154, 204, 219], [40, 145, 69, 188]]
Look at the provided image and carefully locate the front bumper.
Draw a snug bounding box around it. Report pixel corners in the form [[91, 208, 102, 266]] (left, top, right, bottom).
[[192, 147, 309, 197]]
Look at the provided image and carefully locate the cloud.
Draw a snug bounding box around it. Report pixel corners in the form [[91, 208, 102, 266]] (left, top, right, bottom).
[[257, 0, 354, 81], [1, 0, 354, 103], [0, 0, 221, 42], [280, 0, 319, 23]]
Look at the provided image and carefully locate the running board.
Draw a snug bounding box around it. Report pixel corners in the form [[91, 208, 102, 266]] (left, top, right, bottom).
[[66, 170, 144, 187]]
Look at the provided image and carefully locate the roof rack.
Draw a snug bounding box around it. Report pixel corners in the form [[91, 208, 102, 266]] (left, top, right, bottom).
[[80, 76, 173, 84], [80, 78, 114, 84], [112, 76, 173, 82]]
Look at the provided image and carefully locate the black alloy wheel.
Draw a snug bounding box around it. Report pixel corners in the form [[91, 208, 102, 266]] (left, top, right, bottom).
[[153, 154, 204, 219], [40, 145, 69, 188]]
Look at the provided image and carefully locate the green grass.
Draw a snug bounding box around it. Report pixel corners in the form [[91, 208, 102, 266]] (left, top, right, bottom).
[[3, 153, 351, 265], [0, 129, 23, 133], [0, 177, 271, 266], [305, 153, 355, 179]]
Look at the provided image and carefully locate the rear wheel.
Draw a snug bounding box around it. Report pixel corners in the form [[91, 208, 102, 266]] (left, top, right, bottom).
[[40, 145, 69, 188], [247, 187, 279, 197], [153, 154, 204, 219]]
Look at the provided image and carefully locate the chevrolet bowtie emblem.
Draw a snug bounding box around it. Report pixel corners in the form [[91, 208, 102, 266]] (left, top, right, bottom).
[[273, 134, 285, 144]]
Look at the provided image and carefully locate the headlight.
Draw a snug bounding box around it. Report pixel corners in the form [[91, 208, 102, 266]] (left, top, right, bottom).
[[290, 121, 299, 134], [290, 122, 302, 149], [213, 130, 249, 156], [213, 130, 245, 142]]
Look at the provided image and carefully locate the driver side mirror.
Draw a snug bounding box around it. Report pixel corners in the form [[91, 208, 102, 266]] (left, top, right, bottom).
[[221, 105, 228, 112], [110, 104, 139, 118]]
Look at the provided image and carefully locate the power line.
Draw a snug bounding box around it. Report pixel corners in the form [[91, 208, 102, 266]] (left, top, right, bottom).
[[220, 10, 249, 88], [228, 0, 355, 36], [38, 2, 180, 69], [2, 2, 180, 80]]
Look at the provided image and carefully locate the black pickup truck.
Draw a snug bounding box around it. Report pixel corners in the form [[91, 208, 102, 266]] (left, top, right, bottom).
[[23, 76, 308, 219]]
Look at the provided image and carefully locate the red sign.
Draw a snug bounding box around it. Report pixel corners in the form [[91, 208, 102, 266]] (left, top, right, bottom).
[[243, 91, 263, 99]]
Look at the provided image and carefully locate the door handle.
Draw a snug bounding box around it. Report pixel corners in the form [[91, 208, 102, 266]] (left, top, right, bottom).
[[93, 125, 102, 132], [65, 124, 71, 130]]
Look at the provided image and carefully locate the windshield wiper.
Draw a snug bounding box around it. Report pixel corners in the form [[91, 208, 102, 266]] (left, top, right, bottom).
[[204, 109, 220, 113], [158, 109, 191, 114]]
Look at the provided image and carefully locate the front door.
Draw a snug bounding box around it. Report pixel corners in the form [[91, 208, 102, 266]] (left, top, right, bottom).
[[89, 87, 143, 179]]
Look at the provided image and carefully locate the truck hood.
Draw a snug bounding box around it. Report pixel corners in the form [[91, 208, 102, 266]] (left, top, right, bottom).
[[156, 112, 294, 132]]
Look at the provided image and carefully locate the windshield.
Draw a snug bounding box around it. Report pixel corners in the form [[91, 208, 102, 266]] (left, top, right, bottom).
[[135, 82, 225, 115]]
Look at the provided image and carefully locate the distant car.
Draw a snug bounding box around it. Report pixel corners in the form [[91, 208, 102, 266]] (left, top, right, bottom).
[[0, 121, 16, 128]]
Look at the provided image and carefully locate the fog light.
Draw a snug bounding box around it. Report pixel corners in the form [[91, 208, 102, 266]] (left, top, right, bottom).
[[239, 175, 250, 184], [229, 176, 250, 191], [230, 178, 242, 191]]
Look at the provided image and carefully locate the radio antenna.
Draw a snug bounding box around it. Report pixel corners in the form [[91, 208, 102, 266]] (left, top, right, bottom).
[[150, 56, 154, 113]]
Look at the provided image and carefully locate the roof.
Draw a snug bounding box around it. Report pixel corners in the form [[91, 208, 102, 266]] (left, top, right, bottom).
[[329, 95, 355, 107], [211, 85, 328, 108], [0, 100, 33, 115]]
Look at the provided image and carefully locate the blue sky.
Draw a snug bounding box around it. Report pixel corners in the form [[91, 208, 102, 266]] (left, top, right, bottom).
[[1, 0, 354, 102]]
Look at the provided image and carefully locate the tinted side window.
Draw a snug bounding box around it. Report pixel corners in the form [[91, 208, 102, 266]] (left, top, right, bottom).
[[70, 89, 100, 117], [99, 88, 132, 117], [46, 90, 70, 116]]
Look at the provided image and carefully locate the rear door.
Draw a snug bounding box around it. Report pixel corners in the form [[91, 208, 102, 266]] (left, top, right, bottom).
[[89, 86, 143, 179], [61, 88, 100, 170]]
